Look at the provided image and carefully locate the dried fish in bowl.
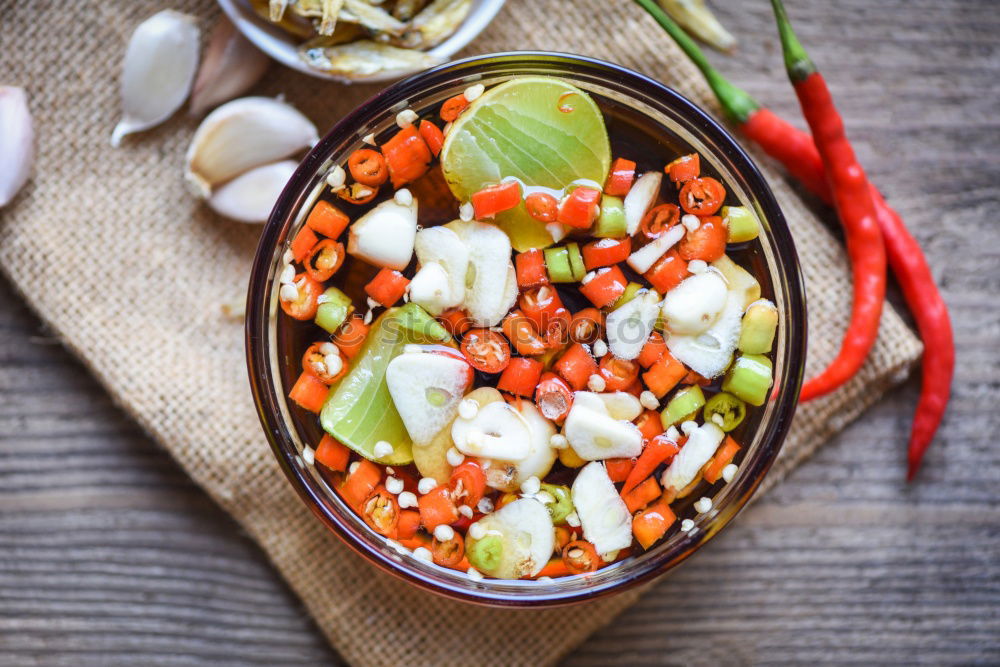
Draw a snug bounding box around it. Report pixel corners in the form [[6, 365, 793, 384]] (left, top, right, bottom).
[[299, 39, 440, 79], [251, 0, 477, 76]]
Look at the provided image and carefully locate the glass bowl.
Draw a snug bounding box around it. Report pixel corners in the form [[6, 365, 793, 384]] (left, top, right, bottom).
[[217, 0, 506, 83], [246, 52, 807, 607]]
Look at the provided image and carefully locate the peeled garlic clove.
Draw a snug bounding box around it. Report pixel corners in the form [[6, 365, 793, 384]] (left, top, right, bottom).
[[207, 160, 297, 224], [189, 17, 270, 117], [111, 10, 200, 147], [185, 96, 318, 197], [0, 87, 34, 208]]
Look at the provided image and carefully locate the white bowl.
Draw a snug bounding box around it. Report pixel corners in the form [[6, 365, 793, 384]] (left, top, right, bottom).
[[216, 0, 506, 83]]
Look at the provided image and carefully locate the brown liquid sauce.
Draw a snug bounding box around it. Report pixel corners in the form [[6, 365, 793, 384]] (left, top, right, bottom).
[[276, 90, 776, 537]]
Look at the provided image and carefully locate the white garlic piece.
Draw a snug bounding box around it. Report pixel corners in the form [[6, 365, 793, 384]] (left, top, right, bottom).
[[207, 160, 298, 224], [0, 87, 34, 208], [185, 97, 318, 198], [189, 16, 270, 117], [111, 10, 200, 147]]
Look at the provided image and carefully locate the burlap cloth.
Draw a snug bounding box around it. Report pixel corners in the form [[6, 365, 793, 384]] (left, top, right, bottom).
[[0, 1, 922, 664]]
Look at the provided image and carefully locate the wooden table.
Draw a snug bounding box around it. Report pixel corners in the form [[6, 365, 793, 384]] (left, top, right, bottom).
[[2, 1, 997, 663]]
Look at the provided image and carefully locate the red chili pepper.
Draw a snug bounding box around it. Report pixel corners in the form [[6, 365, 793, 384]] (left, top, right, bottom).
[[579, 265, 627, 308], [497, 357, 543, 397], [665, 153, 700, 184], [770, 0, 886, 402], [525, 192, 559, 222], [604, 157, 636, 196], [639, 204, 681, 240], [347, 148, 388, 187], [535, 372, 574, 423], [365, 268, 410, 308], [440, 94, 469, 122], [582, 237, 631, 270], [460, 328, 511, 374], [471, 181, 521, 219], [515, 248, 549, 289], [418, 120, 444, 157], [678, 177, 725, 215], [557, 187, 602, 229], [381, 124, 431, 187], [634, 0, 953, 479]]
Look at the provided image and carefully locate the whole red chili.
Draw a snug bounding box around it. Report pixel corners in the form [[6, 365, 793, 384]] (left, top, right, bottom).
[[635, 0, 953, 479], [770, 0, 886, 403]]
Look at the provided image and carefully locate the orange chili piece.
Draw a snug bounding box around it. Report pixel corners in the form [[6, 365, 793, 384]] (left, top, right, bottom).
[[439, 93, 469, 122]]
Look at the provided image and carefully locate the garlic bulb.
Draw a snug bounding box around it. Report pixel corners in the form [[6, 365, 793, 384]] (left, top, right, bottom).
[[185, 97, 318, 197], [189, 17, 270, 117], [0, 87, 34, 208], [111, 10, 200, 147], [207, 160, 298, 224]]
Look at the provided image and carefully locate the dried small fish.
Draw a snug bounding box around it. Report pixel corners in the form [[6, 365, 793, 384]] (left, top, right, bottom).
[[341, 0, 407, 36], [190, 16, 270, 116], [111, 10, 200, 147], [250, 0, 317, 38], [391, 0, 429, 21], [404, 0, 472, 49], [269, 0, 290, 21], [0, 87, 34, 208], [319, 0, 346, 35], [299, 39, 440, 79]]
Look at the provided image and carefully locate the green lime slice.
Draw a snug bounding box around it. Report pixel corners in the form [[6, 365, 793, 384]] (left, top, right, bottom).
[[440, 76, 611, 251]]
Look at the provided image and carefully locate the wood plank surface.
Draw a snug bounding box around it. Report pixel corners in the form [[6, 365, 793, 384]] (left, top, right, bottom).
[[1, 0, 998, 664]]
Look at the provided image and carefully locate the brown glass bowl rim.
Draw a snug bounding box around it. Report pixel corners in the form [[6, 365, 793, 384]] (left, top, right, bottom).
[[246, 51, 807, 607]]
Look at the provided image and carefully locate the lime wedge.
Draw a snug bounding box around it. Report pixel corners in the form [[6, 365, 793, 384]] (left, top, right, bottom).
[[440, 76, 611, 251]]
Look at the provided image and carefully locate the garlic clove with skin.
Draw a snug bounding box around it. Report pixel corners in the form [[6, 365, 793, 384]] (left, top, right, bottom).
[[207, 160, 297, 224], [189, 17, 270, 117], [0, 87, 34, 208], [111, 10, 200, 147], [185, 96, 318, 198]]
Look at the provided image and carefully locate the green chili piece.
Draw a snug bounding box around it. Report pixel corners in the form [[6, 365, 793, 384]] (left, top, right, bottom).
[[544, 246, 574, 283], [722, 354, 773, 406], [539, 483, 574, 524], [314, 287, 353, 333], [566, 242, 586, 281], [703, 392, 747, 432], [467, 533, 504, 572], [660, 384, 706, 427], [722, 205, 760, 243], [594, 195, 627, 238]]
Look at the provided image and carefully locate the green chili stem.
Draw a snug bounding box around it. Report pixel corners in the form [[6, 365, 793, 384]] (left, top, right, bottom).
[[769, 0, 816, 82], [632, 0, 760, 124]]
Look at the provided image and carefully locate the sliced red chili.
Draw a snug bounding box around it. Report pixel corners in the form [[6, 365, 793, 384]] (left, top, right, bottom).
[[362, 486, 399, 537], [449, 461, 487, 507], [460, 328, 511, 374], [418, 120, 444, 157], [569, 308, 603, 344], [677, 216, 726, 262], [304, 239, 345, 282], [440, 94, 469, 122], [535, 372, 574, 423], [525, 192, 559, 222], [471, 181, 521, 219], [337, 182, 378, 206], [302, 341, 348, 385], [348, 148, 388, 187], [665, 153, 700, 184], [679, 176, 726, 215], [599, 353, 640, 392], [604, 157, 636, 196], [519, 285, 566, 333], [640, 204, 681, 240], [431, 532, 465, 568], [279, 273, 322, 320], [557, 187, 601, 229], [562, 540, 600, 574]]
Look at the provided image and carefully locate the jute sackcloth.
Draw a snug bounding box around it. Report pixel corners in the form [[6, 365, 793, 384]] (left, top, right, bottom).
[[0, 1, 922, 664]]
